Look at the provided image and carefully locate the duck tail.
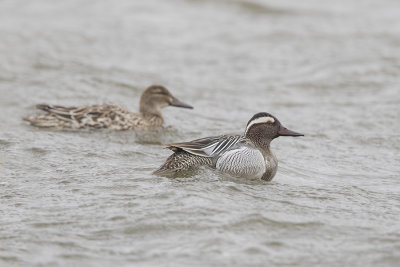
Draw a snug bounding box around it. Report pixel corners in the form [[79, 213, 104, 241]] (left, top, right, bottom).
[[36, 104, 52, 112], [23, 115, 62, 128], [152, 152, 184, 175], [22, 104, 55, 127], [22, 116, 34, 124], [153, 151, 212, 175]]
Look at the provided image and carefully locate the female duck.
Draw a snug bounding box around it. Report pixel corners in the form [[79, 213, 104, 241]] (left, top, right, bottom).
[[24, 85, 193, 130], [154, 112, 303, 181]]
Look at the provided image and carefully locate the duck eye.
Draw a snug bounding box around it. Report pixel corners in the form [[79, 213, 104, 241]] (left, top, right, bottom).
[[245, 116, 275, 133], [152, 89, 167, 96], [256, 116, 275, 124], [266, 117, 275, 124]]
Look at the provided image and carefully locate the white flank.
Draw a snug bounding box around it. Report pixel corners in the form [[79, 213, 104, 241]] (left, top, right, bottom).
[[245, 116, 275, 133]]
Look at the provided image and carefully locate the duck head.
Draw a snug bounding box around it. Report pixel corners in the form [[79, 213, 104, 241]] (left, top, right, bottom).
[[139, 85, 193, 116], [244, 112, 303, 147]]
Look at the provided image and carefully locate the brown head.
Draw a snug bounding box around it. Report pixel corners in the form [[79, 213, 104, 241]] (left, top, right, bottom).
[[139, 85, 193, 117], [244, 112, 303, 148]]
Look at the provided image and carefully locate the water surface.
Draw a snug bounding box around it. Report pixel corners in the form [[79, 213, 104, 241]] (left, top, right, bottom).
[[1, 0, 400, 266]]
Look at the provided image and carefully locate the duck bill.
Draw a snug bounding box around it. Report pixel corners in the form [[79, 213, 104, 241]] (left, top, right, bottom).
[[170, 96, 193, 109], [278, 125, 304, 137]]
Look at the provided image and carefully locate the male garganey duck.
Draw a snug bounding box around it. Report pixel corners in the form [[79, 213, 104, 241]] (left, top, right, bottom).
[[24, 85, 193, 130], [153, 112, 303, 181]]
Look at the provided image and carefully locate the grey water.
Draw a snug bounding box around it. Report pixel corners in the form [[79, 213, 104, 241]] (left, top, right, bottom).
[[1, 0, 400, 266]]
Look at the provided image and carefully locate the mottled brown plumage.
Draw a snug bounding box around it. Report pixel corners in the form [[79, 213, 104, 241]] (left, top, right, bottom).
[[153, 151, 213, 174], [24, 85, 193, 130]]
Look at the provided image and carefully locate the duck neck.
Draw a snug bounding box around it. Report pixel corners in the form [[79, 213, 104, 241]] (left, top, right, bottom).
[[245, 132, 273, 156], [139, 103, 163, 120]]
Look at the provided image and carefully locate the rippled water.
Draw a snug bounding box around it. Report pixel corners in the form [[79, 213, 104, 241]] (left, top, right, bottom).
[[1, 0, 400, 266]]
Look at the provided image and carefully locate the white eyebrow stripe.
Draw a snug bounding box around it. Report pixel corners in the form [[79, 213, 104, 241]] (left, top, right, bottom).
[[245, 116, 275, 133]]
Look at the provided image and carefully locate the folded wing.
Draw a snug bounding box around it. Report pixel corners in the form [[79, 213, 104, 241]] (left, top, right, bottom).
[[165, 135, 243, 157]]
